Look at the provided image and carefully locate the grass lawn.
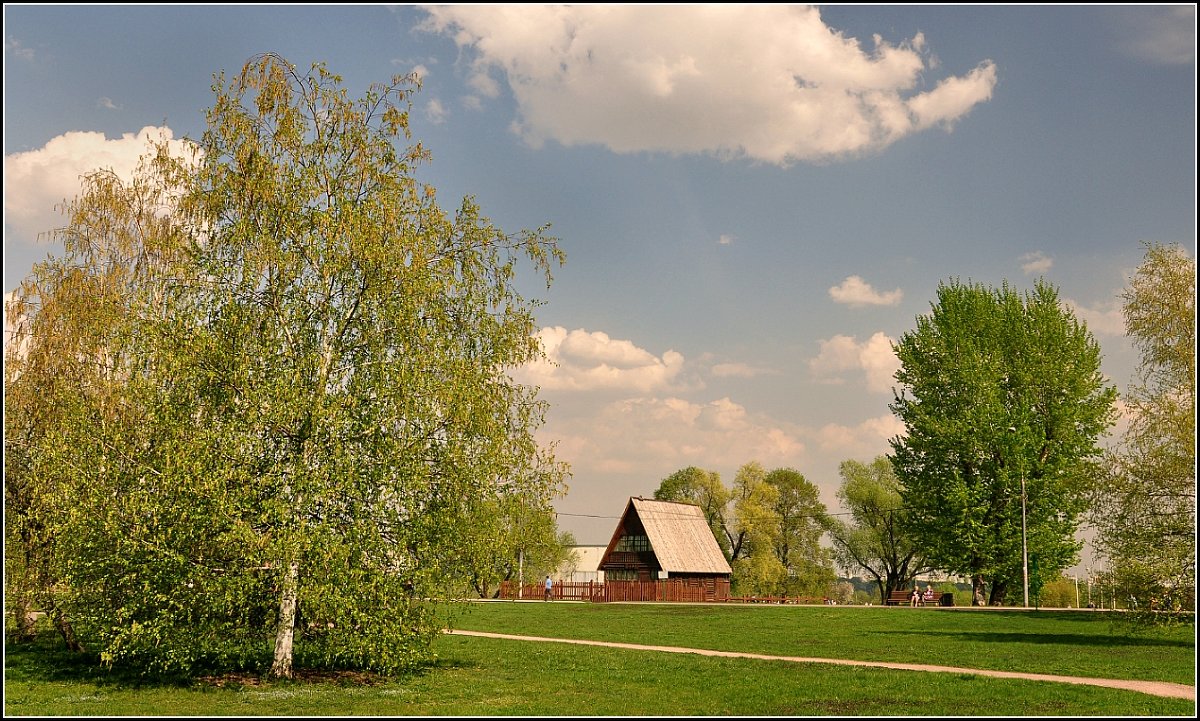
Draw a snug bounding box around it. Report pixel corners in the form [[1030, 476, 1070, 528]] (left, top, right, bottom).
[[450, 601, 1197, 685], [4, 601, 1195, 716]]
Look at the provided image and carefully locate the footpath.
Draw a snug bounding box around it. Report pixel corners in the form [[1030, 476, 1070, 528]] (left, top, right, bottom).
[[446, 629, 1195, 701]]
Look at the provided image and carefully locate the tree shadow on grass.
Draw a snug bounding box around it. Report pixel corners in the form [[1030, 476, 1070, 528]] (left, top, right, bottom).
[[4, 636, 193, 690], [5, 633, 482, 691], [874, 628, 1194, 649]]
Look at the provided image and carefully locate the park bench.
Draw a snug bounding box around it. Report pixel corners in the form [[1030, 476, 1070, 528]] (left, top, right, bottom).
[[885, 589, 949, 606]]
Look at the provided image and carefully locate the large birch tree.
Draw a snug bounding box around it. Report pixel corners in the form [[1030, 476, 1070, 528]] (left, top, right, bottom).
[[1092, 242, 1195, 614], [5, 54, 566, 677]]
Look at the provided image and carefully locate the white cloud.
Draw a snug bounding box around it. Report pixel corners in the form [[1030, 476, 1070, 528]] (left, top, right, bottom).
[[718, 234, 735, 246], [1019, 251, 1054, 275], [515, 326, 688, 393], [5, 36, 35, 61], [417, 5, 997, 165], [547, 395, 807, 476], [425, 98, 448, 124], [815, 413, 906, 457], [96, 97, 122, 111], [809, 332, 900, 394], [710, 362, 775, 379], [1111, 6, 1195, 66], [829, 275, 903, 307], [1065, 297, 1126, 337], [3, 126, 195, 245], [906, 61, 998, 131]]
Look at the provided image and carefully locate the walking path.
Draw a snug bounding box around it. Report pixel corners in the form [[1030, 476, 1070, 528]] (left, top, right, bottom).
[[446, 629, 1196, 701]]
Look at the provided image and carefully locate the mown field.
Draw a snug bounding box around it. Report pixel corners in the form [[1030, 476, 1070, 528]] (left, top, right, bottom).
[[4, 601, 1195, 716]]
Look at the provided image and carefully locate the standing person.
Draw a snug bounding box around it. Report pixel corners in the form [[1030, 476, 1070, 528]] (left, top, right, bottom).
[[544, 575, 553, 601]]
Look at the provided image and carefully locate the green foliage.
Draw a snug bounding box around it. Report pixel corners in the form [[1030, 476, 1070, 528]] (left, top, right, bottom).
[[3, 54, 566, 677], [1036, 575, 1081, 609], [1092, 242, 1196, 616], [463, 488, 566, 598], [824, 456, 929, 603], [890, 279, 1118, 605], [654, 463, 835, 597], [764, 467, 835, 597]]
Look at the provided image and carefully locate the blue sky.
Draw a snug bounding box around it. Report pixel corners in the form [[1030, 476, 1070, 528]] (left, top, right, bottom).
[[4, 5, 1195, 574]]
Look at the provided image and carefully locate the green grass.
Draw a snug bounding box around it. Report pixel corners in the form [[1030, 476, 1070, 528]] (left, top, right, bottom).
[[4, 601, 1195, 716], [450, 601, 1197, 685]]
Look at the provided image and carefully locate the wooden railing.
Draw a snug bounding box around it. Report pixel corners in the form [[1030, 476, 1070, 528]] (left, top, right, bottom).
[[498, 578, 730, 603]]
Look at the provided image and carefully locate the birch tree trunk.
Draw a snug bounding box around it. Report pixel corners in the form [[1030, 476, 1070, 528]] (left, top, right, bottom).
[[270, 560, 300, 678]]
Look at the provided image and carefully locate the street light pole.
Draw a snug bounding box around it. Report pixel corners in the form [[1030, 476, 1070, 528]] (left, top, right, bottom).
[[1008, 426, 1030, 609], [1021, 472, 1029, 608]]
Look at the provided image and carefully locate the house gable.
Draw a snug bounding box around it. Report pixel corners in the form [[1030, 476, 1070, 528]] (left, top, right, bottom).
[[598, 497, 731, 579]]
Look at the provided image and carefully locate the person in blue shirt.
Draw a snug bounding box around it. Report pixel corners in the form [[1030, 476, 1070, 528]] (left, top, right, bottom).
[[544, 575, 553, 601]]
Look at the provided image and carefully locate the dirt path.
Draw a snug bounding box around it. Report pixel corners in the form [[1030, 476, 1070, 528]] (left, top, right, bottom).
[[446, 629, 1195, 701]]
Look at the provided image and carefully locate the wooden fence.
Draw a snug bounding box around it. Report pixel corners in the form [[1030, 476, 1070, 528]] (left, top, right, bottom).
[[498, 578, 731, 603]]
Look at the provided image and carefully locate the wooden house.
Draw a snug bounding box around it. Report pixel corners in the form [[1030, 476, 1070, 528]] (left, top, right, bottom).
[[598, 497, 731, 587]]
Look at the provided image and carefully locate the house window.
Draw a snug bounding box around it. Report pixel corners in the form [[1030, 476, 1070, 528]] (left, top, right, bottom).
[[605, 569, 637, 581], [615, 534, 650, 553]]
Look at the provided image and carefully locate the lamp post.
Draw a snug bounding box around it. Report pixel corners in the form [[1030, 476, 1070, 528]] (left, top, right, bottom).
[[1071, 574, 1079, 608], [1009, 427, 1029, 609], [1020, 472, 1029, 608]]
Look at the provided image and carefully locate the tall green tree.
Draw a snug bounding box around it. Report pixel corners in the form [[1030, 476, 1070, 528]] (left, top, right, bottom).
[[824, 456, 929, 604], [6, 54, 566, 677], [890, 280, 1117, 605], [765, 468, 834, 597], [1092, 242, 1195, 614], [729, 462, 785, 594]]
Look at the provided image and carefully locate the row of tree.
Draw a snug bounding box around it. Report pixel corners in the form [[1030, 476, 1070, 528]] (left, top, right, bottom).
[[654, 246, 1194, 614], [653, 463, 835, 597]]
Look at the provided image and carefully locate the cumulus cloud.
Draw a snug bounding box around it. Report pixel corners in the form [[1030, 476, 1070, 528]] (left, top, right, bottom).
[[3, 126, 195, 245], [1019, 251, 1054, 275], [829, 275, 903, 307], [417, 5, 997, 165], [809, 332, 900, 393], [547, 395, 807, 475], [814, 413, 906, 457], [515, 326, 689, 393], [1065, 297, 1126, 337]]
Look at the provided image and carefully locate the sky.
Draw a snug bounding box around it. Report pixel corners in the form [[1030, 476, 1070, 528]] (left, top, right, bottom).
[[4, 5, 1196, 577]]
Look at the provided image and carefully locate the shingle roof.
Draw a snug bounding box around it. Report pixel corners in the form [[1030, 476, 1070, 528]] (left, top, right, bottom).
[[631, 497, 732, 575]]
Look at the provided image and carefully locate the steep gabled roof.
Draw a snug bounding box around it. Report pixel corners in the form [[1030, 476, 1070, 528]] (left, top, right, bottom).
[[625, 497, 731, 575]]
